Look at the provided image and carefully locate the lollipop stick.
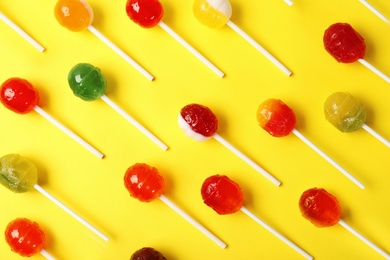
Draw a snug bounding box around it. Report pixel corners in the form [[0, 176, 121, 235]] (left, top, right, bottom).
[[33, 106, 104, 159], [34, 184, 109, 242], [213, 133, 281, 186], [157, 21, 224, 78], [284, 0, 294, 6], [240, 206, 313, 259], [358, 59, 390, 84], [338, 219, 390, 259], [159, 194, 227, 249], [359, 0, 390, 23], [87, 25, 154, 81], [40, 249, 56, 260], [0, 12, 45, 52], [362, 124, 390, 148], [292, 129, 364, 189], [100, 95, 168, 151], [226, 20, 292, 76]]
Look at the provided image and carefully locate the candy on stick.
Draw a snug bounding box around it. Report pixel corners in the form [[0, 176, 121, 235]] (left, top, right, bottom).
[[178, 103, 281, 186], [359, 0, 389, 24], [67, 63, 168, 150], [123, 163, 227, 248], [54, 0, 154, 81], [323, 23, 390, 83], [0, 12, 45, 52], [299, 188, 390, 258], [0, 154, 109, 242], [324, 92, 390, 148], [125, 0, 224, 78], [0, 77, 104, 159], [193, 0, 292, 76], [202, 174, 313, 259], [5, 218, 55, 260], [130, 247, 167, 260], [256, 98, 364, 189]]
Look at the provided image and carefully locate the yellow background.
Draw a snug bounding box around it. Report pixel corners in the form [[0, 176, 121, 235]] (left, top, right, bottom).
[[0, 0, 389, 259]]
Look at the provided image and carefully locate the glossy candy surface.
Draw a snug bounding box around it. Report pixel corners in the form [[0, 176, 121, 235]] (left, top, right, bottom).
[[299, 188, 341, 227], [323, 23, 366, 63], [324, 92, 366, 132], [126, 0, 164, 28], [0, 78, 39, 114], [0, 154, 38, 193], [130, 247, 167, 260], [179, 103, 218, 141], [193, 0, 232, 29], [68, 63, 107, 101], [5, 218, 46, 257], [256, 99, 296, 137], [124, 163, 164, 202], [201, 174, 243, 215], [54, 0, 94, 32]]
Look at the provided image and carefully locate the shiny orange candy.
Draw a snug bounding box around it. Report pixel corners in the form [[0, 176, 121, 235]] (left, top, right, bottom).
[[299, 188, 341, 227], [54, 0, 94, 32]]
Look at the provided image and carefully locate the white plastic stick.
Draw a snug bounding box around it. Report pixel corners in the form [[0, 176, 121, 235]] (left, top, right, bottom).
[[34, 184, 109, 242], [358, 59, 390, 84], [359, 0, 390, 23], [33, 106, 104, 159], [240, 206, 313, 259], [292, 129, 364, 189], [362, 124, 390, 148], [213, 133, 281, 186], [0, 12, 45, 52], [158, 21, 224, 78], [40, 249, 56, 260], [87, 25, 154, 81], [338, 219, 390, 259], [226, 20, 292, 76], [159, 194, 227, 249], [100, 95, 168, 151], [284, 0, 294, 6]]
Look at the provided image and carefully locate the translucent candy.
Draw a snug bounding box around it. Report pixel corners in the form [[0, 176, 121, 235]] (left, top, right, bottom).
[[68, 63, 107, 101], [201, 174, 243, 215], [299, 188, 341, 227], [130, 247, 167, 260], [178, 103, 218, 141], [323, 23, 366, 63], [54, 0, 94, 32], [0, 154, 38, 193], [124, 163, 164, 202], [324, 92, 366, 132], [0, 78, 39, 114], [125, 0, 164, 28], [256, 99, 296, 137], [5, 218, 46, 257], [193, 0, 232, 29]]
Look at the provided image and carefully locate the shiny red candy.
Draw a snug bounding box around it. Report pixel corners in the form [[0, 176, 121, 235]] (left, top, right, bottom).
[[124, 163, 164, 202], [130, 247, 167, 260], [299, 188, 341, 227], [0, 78, 39, 114], [126, 0, 164, 28], [201, 174, 244, 215], [323, 23, 366, 63], [180, 103, 218, 137], [5, 218, 46, 257]]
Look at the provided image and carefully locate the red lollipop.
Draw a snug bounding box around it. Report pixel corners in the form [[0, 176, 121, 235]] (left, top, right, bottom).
[[0, 78, 103, 158], [125, 0, 224, 77], [256, 98, 363, 189], [5, 218, 54, 259], [179, 103, 281, 186], [201, 174, 312, 259], [299, 188, 390, 258], [124, 163, 227, 248], [323, 23, 390, 83]]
